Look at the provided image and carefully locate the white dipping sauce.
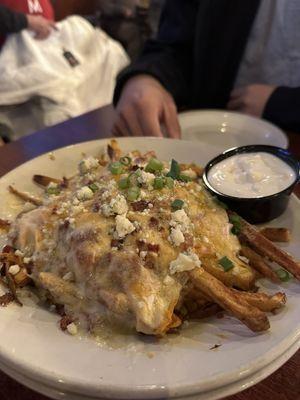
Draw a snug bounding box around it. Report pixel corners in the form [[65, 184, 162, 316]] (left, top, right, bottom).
[[208, 152, 296, 198]]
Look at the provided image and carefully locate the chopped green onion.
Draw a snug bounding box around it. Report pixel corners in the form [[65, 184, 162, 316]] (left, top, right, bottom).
[[127, 186, 140, 201], [171, 199, 184, 211], [128, 171, 139, 187], [120, 156, 131, 166], [218, 256, 234, 272], [145, 158, 163, 173], [276, 268, 291, 282], [165, 176, 174, 189], [88, 183, 99, 193], [153, 177, 165, 190], [118, 177, 129, 190], [229, 214, 241, 235], [179, 174, 192, 182], [46, 187, 61, 195], [109, 161, 124, 175], [166, 159, 180, 180]]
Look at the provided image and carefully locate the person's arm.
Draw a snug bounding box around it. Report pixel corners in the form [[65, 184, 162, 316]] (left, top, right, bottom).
[[114, 0, 198, 106], [263, 87, 300, 132], [0, 5, 28, 34], [112, 0, 198, 138]]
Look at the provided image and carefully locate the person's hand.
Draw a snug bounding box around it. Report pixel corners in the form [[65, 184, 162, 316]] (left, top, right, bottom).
[[227, 84, 277, 117], [112, 75, 181, 138], [26, 15, 56, 40]]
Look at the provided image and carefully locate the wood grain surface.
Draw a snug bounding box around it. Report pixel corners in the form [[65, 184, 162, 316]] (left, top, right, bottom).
[[0, 105, 299, 400]]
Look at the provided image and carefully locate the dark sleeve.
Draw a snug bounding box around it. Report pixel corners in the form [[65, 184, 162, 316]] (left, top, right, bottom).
[[113, 0, 198, 107], [263, 87, 300, 133], [0, 5, 28, 34]]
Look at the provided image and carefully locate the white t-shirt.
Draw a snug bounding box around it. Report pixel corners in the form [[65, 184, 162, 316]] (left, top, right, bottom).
[[234, 0, 300, 88]]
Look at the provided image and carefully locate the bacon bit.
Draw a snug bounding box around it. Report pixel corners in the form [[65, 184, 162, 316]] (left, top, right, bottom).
[[63, 219, 70, 229], [180, 233, 194, 252], [136, 240, 159, 253], [0, 219, 10, 229], [129, 165, 139, 171], [6, 274, 22, 306], [60, 315, 74, 331], [111, 239, 124, 250], [136, 239, 147, 252], [0, 264, 6, 277], [131, 200, 149, 212], [55, 304, 66, 316], [2, 245, 14, 254], [149, 217, 159, 228], [92, 202, 100, 213], [0, 293, 14, 307], [51, 206, 58, 215], [147, 243, 159, 253]]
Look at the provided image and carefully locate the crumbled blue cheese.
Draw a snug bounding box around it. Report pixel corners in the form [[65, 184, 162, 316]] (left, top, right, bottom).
[[8, 264, 20, 275], [15, 250, 24, 257], [169, 210, 191, 247], [115, 215, 135, 238], [47, 181, 58, 189], [169, 226, 185, 247], [169, 252, 202, 275], [110, 194, 128, 215], [76, 186, 94, 201], [78, 157, 99, 175], [67, 322, 78, 335], [137, 170, 155, 188], [102, 204, 114, 217], [170, 209, 190, 232]]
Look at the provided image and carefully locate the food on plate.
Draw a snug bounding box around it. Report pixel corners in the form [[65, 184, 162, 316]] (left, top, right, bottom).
[[259, 227, 291, 243], [0, 140, 299, 337]]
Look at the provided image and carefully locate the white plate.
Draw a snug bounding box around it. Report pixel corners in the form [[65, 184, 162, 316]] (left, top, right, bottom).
[[0, 137, 299, 400], [179, 110, 288, 157], [1, 337, 299, 400]]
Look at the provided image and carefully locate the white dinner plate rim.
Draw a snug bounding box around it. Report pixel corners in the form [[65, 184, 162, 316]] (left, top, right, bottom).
[[1, 334, 299, 400], [178, 109, 289, 149], [0, 137, 299, 399]]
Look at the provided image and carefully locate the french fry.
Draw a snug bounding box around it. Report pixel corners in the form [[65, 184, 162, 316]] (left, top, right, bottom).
[[8, 185, 42, 206], [260, 227, 291, 243], [231, 289, 286, 312], [190, 268, 270, 332], [228, 211, 300, 280], [107, 139, 122, 161], [33, 175, 61, 187], [241, 246, 281, 283]]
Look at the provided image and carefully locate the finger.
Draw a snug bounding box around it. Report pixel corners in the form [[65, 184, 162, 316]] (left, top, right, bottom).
[[121, 108, 144, 137], [162, 103, 181, 139], [111, 124, 124, 137], [229, 87, 246, 99], [138, 110, 163, 137], [114, 116, 132, 137]]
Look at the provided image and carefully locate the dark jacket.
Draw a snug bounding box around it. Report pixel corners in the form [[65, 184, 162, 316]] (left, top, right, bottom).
[[114, 0, 300, 132], [0, 5, 28, 34]]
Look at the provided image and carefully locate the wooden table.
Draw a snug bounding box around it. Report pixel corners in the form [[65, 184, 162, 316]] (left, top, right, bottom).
[[0, 105, 299, 400]]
